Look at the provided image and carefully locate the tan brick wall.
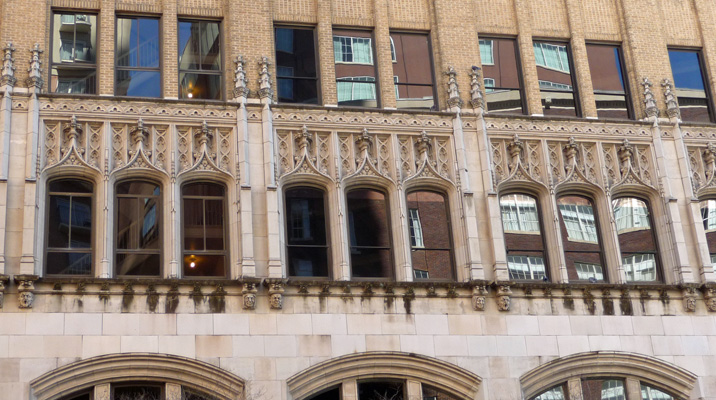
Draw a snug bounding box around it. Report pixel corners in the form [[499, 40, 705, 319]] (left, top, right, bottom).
[[581, 0, 620, 41], [388, 0, 430, 31]]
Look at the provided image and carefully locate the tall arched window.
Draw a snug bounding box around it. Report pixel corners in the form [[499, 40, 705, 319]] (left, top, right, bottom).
[[699, 199, 716, 266], [499, 193, 547, 280], [612, 197, 660, 282], [115, 181, 161, 276], [285, 186, 329, 277], [347, 188, 392, 278], [406, 190, 453, 280], [46, 179, 93, 276], [182, 182, 227, 277], [557, 195, 605, 282]]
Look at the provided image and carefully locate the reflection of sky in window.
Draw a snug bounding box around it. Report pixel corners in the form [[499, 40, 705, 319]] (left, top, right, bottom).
[[613, 48, 625, 90], [276, 28, 294, 53], [669, 50, 705, 90]]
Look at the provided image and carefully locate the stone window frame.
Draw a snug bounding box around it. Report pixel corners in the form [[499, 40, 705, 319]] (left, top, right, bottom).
[[29, 353, 245, 400], [520, 351, 697, 400], [286, 351, 481, 400]]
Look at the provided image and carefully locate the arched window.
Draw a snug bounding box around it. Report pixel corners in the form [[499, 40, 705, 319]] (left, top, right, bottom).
[[60, 383, 219, 400], [531, 378, 678, 400], [46, 179, 93, 276], [499, 193, 547, 280], [115, 181, 161, 276], [557, 195, 605, 282], [699, 199, 716, 266], [182, 182, 227, 277], [285, 186, 329, 277], [406, 190, 453, 280], [347, 188, 392, 278], [612, 197, 660, 282]]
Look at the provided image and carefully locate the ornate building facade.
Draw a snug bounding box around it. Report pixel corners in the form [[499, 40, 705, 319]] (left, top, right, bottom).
[[0, 0, 715, 399]]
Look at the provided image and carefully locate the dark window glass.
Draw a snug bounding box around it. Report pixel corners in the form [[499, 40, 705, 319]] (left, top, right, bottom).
[[407, 191, 453, 280], [581, 378, 625, 400], [46, 179, 93, 276], [179, 21, 222, 100], [182, 387, 220, 400], [587, 44, 630, 119], [557, 195, 605, 282], [51, 13, 98, 94], [276, 27, 318, 104], [61, 392, 92, 400], [531, 384, 567, 400], [480, 38, 524, 115], [116, 17, 160, 97], [422, 385, 460, 400], [533, 41, 578, 117], [358, 381, 404, 400], [183, 183, 226, 277], [499, 194, 548, 281], [286, 187, 329, 277], [116, 181, 161, 276], [334, 29, 377, 107], [113, 385, 162, 400], [391, 32, 435, 110], [347, 189, 393, 278], [613, 197, 660, 282], [700, 199, 716, 268], [668, 49, 712, 123], [306, 387, 340, 400]]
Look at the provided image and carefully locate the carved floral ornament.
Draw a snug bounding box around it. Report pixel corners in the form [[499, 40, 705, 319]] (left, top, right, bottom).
[[687, 142, 716, 194]]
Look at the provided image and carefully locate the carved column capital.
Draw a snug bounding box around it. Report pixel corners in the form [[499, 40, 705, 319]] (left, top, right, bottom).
[[14, 274, 39, 309]]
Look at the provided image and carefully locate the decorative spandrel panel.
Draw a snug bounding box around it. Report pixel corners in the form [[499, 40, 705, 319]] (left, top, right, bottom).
[[490, 135, 545, 187], [601, 140, 655, 189], [42, 118, 104, 173], [687, 143, 716, 194], [110, 121, 170, 173], [176, 122, 235, 176], [277, 127, 333, 179]]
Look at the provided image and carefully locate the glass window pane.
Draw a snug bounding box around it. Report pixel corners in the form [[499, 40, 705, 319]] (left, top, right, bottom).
[[581, 379, 625, 400], [286, 188, 329, 278], [180, 72, 221, 100], [137, 18, 160, 68], [113, 386, 162, 399], [116, 18, 137, 67], [534, 41, 577, 117], [115, 70, 161, 97], [179, 21, 200, 71], [116, 252, 160, 276], [204, 199, 224, 250], [288, 246, 329, 277], [407, 191, 453, 280], [334, 30, 378, 107], [306, 387, 340, 400], [348, 189, 390, 247], [587, 44, 629, 119], [52, 14, 97, 64], [49, 179, 92, 193], [358, 381, 404, 400], [391, 32, 435, 109], [532, 385, 566, 400], [557, 195, 604, 281], [46, 251, 92, 275], [184, 254, 225, 277], [51, 68, 97, 94], [500, 194, 547, 280], [641, 384, 674, 400], [700, 199, 716, 257], [48, 195, 71, 248], [70, 195, 92, 248], [276, 27, 318, 104], [184, 198, 204, 251], [482, 38, 524, 115], [116, 181, 161, 277], [613, 197, 659, 281], [669, 49, 711, 123]]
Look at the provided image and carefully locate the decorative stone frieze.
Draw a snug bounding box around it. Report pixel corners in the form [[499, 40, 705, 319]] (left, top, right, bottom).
[[445, 66, 463, 109], [258, 56, 273, 101], [265, 279, 286, 309], [662, 78, 680, 120], [468, 66, 485, 110], [233, 55, 250, 99], [641, 77, 659, 119], [1, 42, 16, 87], [27, 43, 43, 90], [14, 274, 38, 308]]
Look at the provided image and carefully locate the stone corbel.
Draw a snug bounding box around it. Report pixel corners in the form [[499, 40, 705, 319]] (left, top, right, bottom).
[[471, 284, 487, 311], [14, 274, 38, 309], [703, 285, 716, 312], [496, 284, 512, 311], [0, 274, 8, 308], [264, 278, 286, 310], [682, 285, 698, 312], [241, 278, 260, 310]]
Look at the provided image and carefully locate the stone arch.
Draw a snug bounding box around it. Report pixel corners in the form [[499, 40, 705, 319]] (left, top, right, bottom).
[[286, 351, 481, 400], [520, 351, 697, 400], [30, 353, 245, 400]]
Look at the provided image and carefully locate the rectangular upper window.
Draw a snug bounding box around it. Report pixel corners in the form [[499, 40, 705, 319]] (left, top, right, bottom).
[[116, 17, 161, 97], [391, 32, 435, 110], [51, 12, 98, 94], [480, 37, 524, 115], [668, 49, 713, 123], [178, 20, 222, 100], [334, 29, 378, 107], [533, 40, 578, 117], [586, 44, 630, 119], [276, 27, 319, 104]]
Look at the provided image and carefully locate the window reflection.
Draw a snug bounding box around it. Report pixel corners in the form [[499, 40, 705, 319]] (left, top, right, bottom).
[[116, 181, 161, 276], [179, 21, 222, 100], [668, 49, 712, 123], [582, 379, 626, 400], [557, 195, 605, 282], [116, 17, 161, 97], [358, 381, 403, 400], [587, 44, 630, 119], [613, 197, 659, 282], [534, 41, 578, 117], [334, 30, 377, 107], [347, 189, 393, 278], [700, 199, 716, 268], [641, 385, 674, 400], [532, 385, 566, 400], [407, 191, 453, 280], [480, 37, 524, 114], [182, 183, 226, 277], [46, 179, 93, 276], [51, 13, 98, 94], [391, 33, 435, 110], [500, 194, 547, 280], [285, 187, 329, 277], [276, 27, 318, 104]]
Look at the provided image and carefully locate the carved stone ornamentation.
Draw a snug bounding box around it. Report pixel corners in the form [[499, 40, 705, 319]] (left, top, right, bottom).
[[682, 286, 697, 312], [704, 287, 716, 312], [662, 79, 681, 119], [1, 42, 16, 87], [641, 77, 659, 119], [233, 55, 250, 99], [242, 282, 258, 310], [26, 43, 43, 90], [563, 137, 579, 172], [445, 66, 463, 109], [258, 56, 273, 100], [472, 285, 487, 311], [129, 118, 150, 157], [14, 274, 38, 309], [496, 285, 512, 311], [468, 66, 485, 110], [0, 274, 8, 308], [618, 139, 634, 175], [265, 279, 286, 310]]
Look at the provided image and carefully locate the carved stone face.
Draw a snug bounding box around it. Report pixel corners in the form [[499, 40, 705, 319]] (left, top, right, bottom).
[[498, 295, 511, 311], [18, 291, 33, 308], [473, 296, 486, 311], [270, 293, 283, 310], [685, 297, 696, 312], [707, 297, 716, 312], [243, 293, 256, 309]]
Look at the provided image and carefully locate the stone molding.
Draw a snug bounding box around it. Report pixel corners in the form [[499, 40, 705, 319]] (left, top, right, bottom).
[[30, 353, 245, 400], [287, 351, 480, 400], [520, 351, 697, 400]]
